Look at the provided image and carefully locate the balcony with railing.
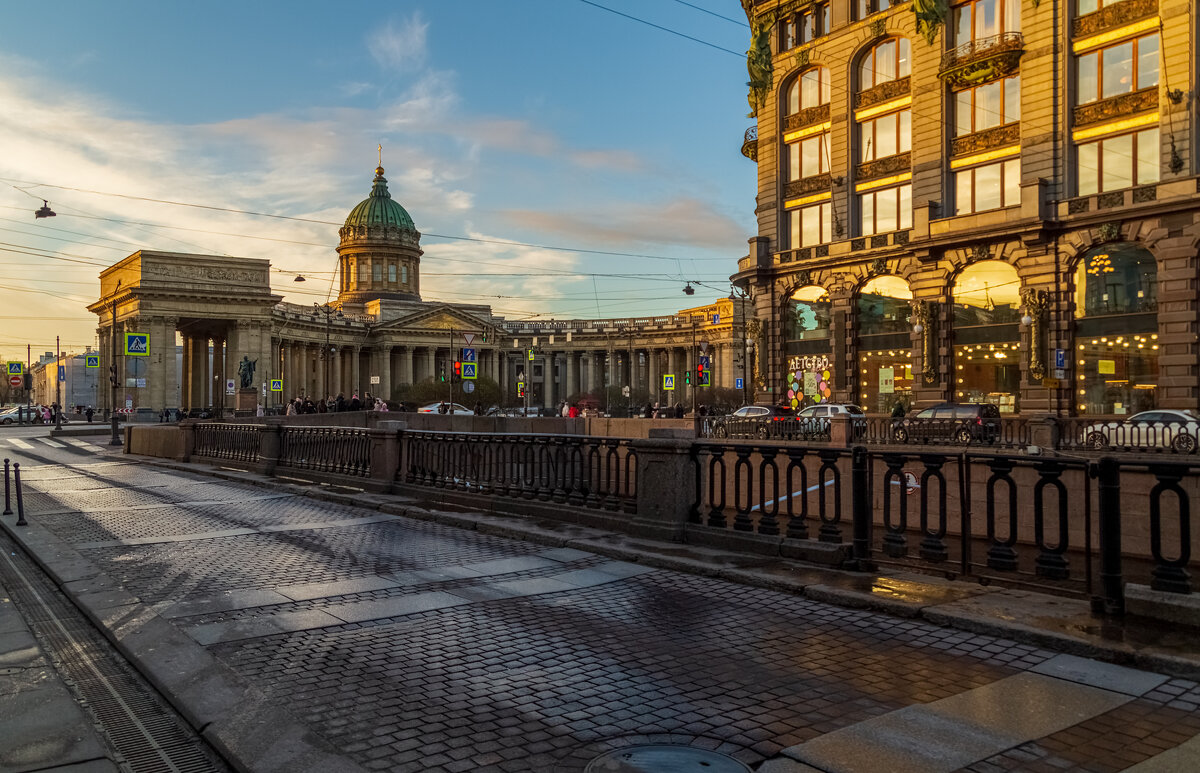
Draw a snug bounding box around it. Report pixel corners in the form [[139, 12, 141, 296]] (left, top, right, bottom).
[[939, 32, 1025, 90], [741, 126, 758, 161]]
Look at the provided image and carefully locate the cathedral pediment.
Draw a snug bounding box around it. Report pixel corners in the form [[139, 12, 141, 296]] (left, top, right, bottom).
[[375, 304, 493, 334]]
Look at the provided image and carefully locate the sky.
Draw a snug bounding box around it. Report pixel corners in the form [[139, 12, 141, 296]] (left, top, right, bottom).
[[0, 0, 757, 362]]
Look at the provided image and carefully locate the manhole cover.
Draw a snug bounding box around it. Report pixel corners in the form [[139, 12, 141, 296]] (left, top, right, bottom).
[[585, 745, 751, 772]]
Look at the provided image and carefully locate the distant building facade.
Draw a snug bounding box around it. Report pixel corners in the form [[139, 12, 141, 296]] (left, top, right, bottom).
[[89, 166, 750, 415], [734, 0, 1198, 415], [30, 350, 99, 410]]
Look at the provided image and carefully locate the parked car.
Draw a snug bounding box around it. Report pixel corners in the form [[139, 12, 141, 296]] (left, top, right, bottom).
[[892, 402, 1001, 445], [0, 406, 20, 425], [1083, 409, 1200, 453], [794, 403, 867, 439], [417, 402, 474, 415], [709, 404, 794, 439]]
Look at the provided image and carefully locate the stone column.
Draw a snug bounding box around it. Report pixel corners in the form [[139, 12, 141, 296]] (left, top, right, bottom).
[[400, 346, 414, 386], [351, 345, 362, 397], [378, 346, 393, 401], [424, 347, 436, 384], [542, 353, 555, 410], [566, 351, 579, 397], [330, 346, 342, 397], [647, 347, 660, 404], [163, 317, 178, 411], [212, 335, 226, 416]]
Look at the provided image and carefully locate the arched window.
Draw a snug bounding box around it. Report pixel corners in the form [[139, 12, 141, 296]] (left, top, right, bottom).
[[952, 261, 1021, 411], [859, 38, 911, 91], [857, 276, 914, 412], [783, 286, 834, 408], [783, 286, 831, 341], [1074, 243, 1159, 414], [856, 38, 912, 236], [783, 68, 833, 248], [858, 275, 913, 335]]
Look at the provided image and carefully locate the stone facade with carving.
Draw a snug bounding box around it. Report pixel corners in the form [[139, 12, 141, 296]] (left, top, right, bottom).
[[734, 0, 1200, 416]]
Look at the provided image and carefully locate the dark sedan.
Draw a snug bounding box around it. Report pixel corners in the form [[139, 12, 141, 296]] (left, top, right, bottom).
[[892, 402, 1001, 445], [708, 404, 794, 439]]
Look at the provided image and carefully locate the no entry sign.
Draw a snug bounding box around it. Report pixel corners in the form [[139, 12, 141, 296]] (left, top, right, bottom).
[[8, 375, 22, 388]]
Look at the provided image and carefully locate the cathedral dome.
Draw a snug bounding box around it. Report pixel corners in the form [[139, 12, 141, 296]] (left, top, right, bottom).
[[343, 166, 416, 232]]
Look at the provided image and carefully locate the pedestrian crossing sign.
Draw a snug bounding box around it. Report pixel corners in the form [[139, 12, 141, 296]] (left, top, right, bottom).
[[462, 362, 477, 380], [85, 355, 100, 368], [270, 379, 283, 392], [6, 362, 22, 375], [124, 333, 150, 356], [663, 374, 675, 391], [699, 371, 711, 387]]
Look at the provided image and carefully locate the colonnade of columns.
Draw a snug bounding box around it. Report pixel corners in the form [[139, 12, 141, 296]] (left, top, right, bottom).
[[498, 343, 738, 411]]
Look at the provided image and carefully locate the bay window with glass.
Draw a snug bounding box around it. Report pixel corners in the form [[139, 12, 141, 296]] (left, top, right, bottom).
[[1073, 243, 1159, 414], [859, 38, 910, 90], [789, 201, 833, 248], [953, 0, 1021, 45], [1077, 127, 1159, 195], [1076, 33, 1158, 104], [955, 158, 1020, 214], [860, 184, 912, 236], [955, 76, 1020, 136], [860, 109, 911, 163]]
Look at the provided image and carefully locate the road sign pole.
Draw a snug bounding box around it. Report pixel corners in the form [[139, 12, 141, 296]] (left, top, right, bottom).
[[54, 335, 62, 430]]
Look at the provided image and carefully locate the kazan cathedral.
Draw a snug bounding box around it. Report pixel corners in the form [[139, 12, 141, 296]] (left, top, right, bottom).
[[89, 165, 751, 416]]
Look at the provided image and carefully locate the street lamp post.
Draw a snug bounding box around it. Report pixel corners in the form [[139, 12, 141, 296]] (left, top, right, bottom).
[[313, 303, 342, 402], [730, 286, 750, 406], [109, 283, 123, 445], [54, 335, 62, 430]]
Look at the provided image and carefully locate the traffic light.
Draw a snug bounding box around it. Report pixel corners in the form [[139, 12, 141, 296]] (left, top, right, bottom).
[[108, 365, 117, 386], [517, 382, 526, 398], [23, 373, 32, 390], [696, 362, 704, 384], [452, 361, 462, 383], [527, 348, 535, 361], [684, 371, 691, 385], [438, 366, 446, 382]]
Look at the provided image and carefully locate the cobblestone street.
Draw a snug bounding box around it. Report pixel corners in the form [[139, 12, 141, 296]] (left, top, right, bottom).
[[3, 437, 1200, 772]]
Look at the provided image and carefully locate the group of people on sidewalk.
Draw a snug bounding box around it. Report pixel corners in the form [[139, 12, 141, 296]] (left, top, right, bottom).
[[285, 392, 392, 415]]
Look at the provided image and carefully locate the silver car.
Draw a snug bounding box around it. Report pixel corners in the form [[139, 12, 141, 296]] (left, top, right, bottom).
[[1084, 409, 1200, 453]]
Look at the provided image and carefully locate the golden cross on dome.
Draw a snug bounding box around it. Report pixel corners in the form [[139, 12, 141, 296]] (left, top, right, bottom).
[[378, 144, 383, 166]]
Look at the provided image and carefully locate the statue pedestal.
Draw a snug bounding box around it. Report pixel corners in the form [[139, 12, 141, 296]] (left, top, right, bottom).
[[236, 388, 258, 413]]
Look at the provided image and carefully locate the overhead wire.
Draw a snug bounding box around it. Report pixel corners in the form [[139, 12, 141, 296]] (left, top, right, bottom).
[[1, 177, 736, 263], [574, 0, 745, 57]]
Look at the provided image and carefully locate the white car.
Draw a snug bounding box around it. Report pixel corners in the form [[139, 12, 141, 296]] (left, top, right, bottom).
[[417, 402, 474, 415], [0, 406, 20, 425], [1084, 409, 1200, 453]]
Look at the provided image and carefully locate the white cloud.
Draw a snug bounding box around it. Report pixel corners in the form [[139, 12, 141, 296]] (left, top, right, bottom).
[[367, 14, 429, 72]]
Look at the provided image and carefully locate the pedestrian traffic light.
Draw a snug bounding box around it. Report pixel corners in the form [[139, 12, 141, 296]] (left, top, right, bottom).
[[684, 371, 691, 385], [108, 365, 117, 386], [438, 366, 446, 382]]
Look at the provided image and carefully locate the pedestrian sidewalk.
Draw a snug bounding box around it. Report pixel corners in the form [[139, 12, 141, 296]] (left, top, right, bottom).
[[0, 559, 119, 772]]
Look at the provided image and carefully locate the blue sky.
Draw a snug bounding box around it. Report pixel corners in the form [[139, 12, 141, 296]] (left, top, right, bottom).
[[0, 1, 757, 360]]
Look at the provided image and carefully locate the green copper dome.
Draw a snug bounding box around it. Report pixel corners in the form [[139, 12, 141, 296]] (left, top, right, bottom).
[[343, 166, 416, 232]]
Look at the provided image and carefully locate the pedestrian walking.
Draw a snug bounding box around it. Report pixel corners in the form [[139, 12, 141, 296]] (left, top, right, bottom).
[[85, 406, 94, 423]]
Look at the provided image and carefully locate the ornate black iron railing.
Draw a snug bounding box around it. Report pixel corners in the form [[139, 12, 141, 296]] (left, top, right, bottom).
[[404, 431, 637, 513], [193, 423, 261, 463], [278, 426, 371, 477], [691, 441, 1198, 603]]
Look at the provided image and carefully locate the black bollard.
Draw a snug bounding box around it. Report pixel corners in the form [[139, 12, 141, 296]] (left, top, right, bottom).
[[14, 462, 26, 526], [3, 458, 10, 516]]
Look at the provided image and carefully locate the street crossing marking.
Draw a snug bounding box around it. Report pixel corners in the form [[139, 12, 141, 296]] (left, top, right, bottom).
[[6, 438, 33, 449], [37, 438, 65, 448], [62, 438, 102, 450]]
